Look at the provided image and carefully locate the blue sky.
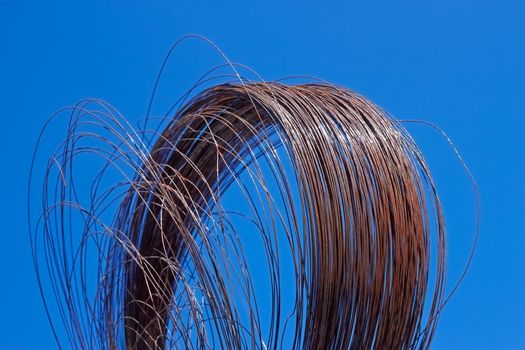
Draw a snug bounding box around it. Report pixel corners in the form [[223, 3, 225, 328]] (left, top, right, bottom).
[[1, 1, 524, 349]]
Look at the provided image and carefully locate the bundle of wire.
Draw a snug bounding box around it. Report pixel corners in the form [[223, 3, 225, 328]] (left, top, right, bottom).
[[29, 42, 477, 350]]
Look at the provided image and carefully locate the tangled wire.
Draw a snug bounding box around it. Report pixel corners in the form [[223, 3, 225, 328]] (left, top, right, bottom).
[[29, 38, 478, 350]]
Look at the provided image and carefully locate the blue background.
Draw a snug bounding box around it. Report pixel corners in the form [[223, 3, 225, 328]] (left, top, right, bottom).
[[1, 1, 524, 349]]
